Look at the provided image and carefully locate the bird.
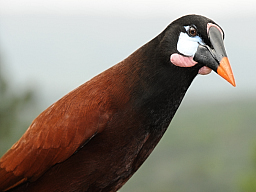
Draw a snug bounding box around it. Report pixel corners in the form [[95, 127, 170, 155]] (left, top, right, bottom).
[[0, 14, 235, 192]]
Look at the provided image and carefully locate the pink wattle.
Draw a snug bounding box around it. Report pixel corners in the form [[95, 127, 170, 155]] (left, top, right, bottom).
[[170, 53, 212, 75], [198, 66, 212, 75], [170, 53, 197, 67]]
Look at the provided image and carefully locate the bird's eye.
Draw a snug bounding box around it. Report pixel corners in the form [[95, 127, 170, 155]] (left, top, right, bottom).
[[188, 26, 197, 37]]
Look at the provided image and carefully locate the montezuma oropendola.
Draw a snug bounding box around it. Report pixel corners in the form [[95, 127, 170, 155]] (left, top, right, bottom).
[[0, 14, 235, 192]]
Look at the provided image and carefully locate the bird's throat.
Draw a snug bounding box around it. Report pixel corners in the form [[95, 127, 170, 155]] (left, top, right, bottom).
[[170, 53, 197, 67], [170, 53, 212, 75]]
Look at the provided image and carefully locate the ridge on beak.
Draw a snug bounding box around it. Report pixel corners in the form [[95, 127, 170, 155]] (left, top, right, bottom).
[[193, 23, 236, 86]]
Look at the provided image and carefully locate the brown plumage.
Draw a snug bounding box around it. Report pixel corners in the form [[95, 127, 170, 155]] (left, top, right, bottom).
[[0, 14, 235, 192]]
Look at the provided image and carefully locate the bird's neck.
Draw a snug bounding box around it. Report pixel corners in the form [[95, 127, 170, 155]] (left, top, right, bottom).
[[115, 40, 198, 133]]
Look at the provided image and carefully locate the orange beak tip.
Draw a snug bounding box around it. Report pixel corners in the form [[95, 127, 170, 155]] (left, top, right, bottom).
[[216, 57, 236, 87]]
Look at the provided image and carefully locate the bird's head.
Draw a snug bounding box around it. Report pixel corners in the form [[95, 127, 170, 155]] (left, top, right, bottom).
[[163, 14, 235, 86]]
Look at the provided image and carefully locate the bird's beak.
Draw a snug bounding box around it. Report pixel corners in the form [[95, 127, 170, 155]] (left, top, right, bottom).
[[193, 25, 236, 87]]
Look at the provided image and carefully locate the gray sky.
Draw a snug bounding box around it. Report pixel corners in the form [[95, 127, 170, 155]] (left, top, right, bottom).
[[1, 0, 256, 19], [0, 0, 255, 107]]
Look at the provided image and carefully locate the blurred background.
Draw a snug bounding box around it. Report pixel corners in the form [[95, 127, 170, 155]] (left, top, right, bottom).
[[0, 0, 256, 191]]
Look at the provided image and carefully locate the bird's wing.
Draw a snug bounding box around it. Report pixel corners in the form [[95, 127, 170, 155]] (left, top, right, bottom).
[[0, 85, 112, 191]]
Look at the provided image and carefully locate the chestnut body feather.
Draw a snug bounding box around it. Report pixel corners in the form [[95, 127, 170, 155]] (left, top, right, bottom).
[[0, 15, 234, 192], [0, 37, 198, 192]]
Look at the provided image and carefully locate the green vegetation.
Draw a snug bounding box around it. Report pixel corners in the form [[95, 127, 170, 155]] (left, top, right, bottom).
[[1, 59, 256, 191], [240, 144, 256, 192], [0, 60, 37, 156], [121, 99, 256, 192]]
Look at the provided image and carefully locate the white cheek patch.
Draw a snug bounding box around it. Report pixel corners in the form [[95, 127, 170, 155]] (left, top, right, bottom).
[[177, 32, 205, 56], [170, 26, 213, 75]]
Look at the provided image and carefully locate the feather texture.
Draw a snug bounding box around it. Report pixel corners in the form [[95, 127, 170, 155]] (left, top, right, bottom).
[[0, 61, 132, 191], [0, 14, 230, 192]]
